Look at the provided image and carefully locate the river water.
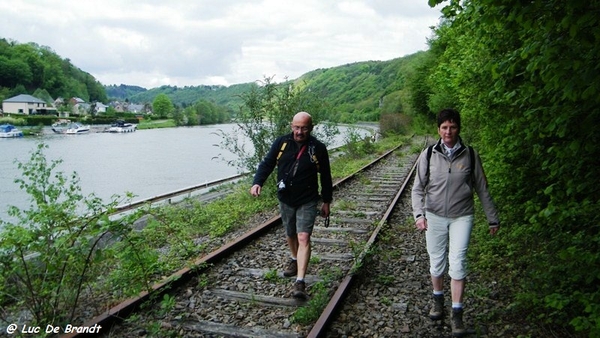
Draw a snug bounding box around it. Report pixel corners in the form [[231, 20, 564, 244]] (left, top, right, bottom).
[[0, 124, 371, 224]]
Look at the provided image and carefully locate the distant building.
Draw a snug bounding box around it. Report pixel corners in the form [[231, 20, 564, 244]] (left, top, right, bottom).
[[128, 104, 145, 113], [111, 101, 126, 113], [94, 102, 108, 114], [109, 101, 147, 114], [2, 94, 57, 115], [70, 97, 88, 115], [53, 97, 70, 117]]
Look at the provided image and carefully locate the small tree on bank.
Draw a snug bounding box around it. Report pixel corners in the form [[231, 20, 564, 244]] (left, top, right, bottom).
[[217, 76, 338, 177], [0, 143, 151, 327], [152, 93, 174, 119]]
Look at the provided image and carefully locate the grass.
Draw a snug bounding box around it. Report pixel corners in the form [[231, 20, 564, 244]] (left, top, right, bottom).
[[291, 281, 331, 325], [137, 119, 177, 129]]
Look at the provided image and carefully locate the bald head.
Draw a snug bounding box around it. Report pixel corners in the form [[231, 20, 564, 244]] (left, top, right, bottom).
[[291, 111, 313, 143], [293, 111, 313, 125]]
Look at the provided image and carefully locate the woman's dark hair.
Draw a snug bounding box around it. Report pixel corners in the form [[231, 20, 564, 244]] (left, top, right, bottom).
[[437, 108, 461, 129]]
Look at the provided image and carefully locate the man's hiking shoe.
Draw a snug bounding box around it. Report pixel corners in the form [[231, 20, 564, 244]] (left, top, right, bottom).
[[429, 294, 444, 320], [451, 308, 466, 337], [292, 280, 308, 299], [283, 259, 297, 277]]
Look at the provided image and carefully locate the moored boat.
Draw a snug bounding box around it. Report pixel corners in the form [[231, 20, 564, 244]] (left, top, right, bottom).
[[105, 120, 137, 133], [52, 120, 90, 134], [0, 124, 24, 138]]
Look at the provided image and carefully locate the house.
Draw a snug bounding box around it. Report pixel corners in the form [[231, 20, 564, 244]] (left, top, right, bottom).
[[54, 97, 106, 117], [111, 101, 127, 113], [2, 94, 57, 115], [53, 97, 70, 118], [128, 104, 145, 113], [70, 97, 88, 115], [94, 102, 108, 114]]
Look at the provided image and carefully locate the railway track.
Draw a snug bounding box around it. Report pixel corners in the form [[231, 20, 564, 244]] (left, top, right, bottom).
[[66, 138, 423, 338]]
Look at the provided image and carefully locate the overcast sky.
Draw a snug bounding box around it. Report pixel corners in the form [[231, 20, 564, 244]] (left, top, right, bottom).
[[0, 0, 441, 89]]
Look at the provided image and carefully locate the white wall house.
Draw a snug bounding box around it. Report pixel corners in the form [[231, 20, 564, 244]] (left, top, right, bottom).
[[94, 102, 108, 114], [2, 94, 57, 115]]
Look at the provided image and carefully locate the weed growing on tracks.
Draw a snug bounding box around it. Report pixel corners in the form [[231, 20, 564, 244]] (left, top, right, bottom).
[[263, 268, 276, 280], [159, 294, 176, 316], [197, 273, 210, 288], [291, 281, 331, 325]]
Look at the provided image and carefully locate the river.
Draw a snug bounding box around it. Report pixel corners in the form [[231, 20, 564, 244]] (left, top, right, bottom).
[[0, 123, 372, 224]]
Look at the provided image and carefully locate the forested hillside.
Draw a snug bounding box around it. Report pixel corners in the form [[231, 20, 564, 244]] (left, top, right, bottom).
[[105, 84, 147, 100], [2, 37, 421, 124], [294, 53, 425, 122], [412, 0, 599, 336], [0, 38, 107, 104], [108, 55, 425, 123], [125, 82, 255, 113]]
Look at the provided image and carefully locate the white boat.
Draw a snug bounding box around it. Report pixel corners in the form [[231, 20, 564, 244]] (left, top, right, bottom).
[[105, 120, 137, 133], [52, 120, 90, 134], [0, 124, 24, 138]]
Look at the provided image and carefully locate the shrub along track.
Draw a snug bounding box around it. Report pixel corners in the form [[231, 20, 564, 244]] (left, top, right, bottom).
[[63, 139, 421, 338]]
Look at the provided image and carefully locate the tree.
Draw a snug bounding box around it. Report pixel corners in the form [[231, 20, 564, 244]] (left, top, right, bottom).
[[32, 88, 54, 105], [152, 93, 174, 118], [0, 39, 107, 103], [217, 76, 336, 175], [0, 56, 32, 88]]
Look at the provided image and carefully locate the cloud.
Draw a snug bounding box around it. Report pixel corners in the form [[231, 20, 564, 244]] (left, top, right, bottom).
[[0, 0, 441, 88]]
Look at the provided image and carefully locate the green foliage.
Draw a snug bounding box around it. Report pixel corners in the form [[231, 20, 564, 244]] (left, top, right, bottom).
[[137, 119, 177, 129], [0, 143, 143, 326], [105, 84, 147, 100], [424, 0, 600, 335], [0, 38, 107, 102], [180, 99, 229, 126], [152, 93, 174, 119], [217, 76, 334, 175], [379, 113, 411, 136], [290, 281, 330, 325], [112, 55, 430, 124], [0, 116, 26, 126], [158, 294, 176, 316], [263, 269, 282, 282], [343, 127, 376, 159], [376, 274, 395, 286], [124, 83, 252, 113]]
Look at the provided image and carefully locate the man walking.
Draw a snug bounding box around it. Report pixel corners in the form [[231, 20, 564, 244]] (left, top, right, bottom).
[[250, 111, 332, 298]]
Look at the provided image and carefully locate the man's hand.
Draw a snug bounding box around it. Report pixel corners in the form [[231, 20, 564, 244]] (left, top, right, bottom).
[[489, 225, 500, 235], [250, 184, 261, 197], [320, 203, 330, 218]]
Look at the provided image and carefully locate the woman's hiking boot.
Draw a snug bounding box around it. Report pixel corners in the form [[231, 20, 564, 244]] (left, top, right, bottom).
[[429, 294, 444, 320], [451, 307, 466, 337], [283, 259, 297, 277]]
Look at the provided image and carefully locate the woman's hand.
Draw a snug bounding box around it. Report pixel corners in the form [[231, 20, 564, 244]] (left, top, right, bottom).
[[416, 217, 427, 231]]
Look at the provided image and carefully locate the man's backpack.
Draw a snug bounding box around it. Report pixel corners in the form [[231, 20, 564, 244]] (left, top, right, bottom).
[[425, 144, 474, 186]]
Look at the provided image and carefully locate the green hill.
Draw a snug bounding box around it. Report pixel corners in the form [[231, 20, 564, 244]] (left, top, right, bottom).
[[2, 37, 425, 123], [109, 52, 428, 122], [0, 38, 107, 104], [105, 84, 147, 100]]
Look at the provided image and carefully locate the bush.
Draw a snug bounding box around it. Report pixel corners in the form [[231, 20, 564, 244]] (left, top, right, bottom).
[[0, 143, 146, 326]]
